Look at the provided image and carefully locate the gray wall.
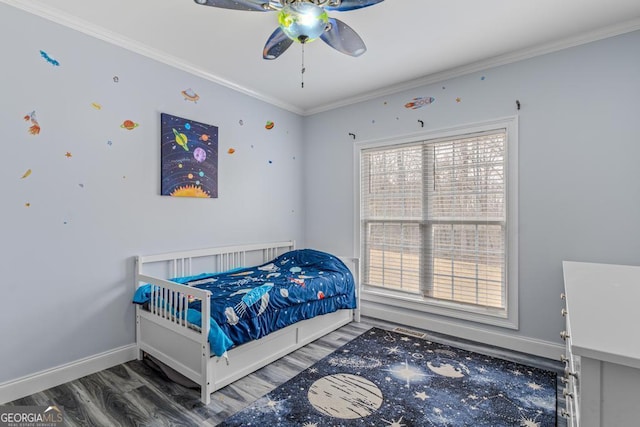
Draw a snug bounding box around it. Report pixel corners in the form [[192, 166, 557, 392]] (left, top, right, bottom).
[[1, 4, 305, 384], [303, 30, 640, 348]]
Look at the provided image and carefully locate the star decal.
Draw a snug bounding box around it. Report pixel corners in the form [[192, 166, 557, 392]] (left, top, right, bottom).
[[527, 382, 543, 391], [264, 398, 286, 413], [266, 399, 278, 408], [519, 415, 542, 427], [415, 391, 429, 401], [385, 346, 401, 355], [385, 360, 427, 388], [381, 416, 406, 427]]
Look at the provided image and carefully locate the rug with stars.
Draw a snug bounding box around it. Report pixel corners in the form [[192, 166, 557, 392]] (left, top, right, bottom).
[[218, 327, 557, 427]]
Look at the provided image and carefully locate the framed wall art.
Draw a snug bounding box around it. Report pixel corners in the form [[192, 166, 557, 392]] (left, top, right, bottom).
[[160, 113, 218, 198]]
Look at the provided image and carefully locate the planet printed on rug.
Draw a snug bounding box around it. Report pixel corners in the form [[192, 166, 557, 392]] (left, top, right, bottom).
[[218, 327, 557, 427], [308, 373, 383, 419]]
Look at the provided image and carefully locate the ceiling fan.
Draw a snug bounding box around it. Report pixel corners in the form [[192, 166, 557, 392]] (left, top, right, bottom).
[[193, 0, 385, 60]]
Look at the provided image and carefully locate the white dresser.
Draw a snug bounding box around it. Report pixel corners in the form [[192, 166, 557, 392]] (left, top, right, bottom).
[[561, 261, 640, 427]]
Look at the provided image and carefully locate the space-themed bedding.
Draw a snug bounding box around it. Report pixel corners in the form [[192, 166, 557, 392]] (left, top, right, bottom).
[[133, 249, 356, 357]]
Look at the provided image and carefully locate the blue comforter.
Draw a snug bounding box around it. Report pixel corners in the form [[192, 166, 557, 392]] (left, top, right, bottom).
[[133, 249, 356, 356]]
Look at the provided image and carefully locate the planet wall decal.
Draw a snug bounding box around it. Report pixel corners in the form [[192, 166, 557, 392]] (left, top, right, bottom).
[[120, 120, 139, 130]]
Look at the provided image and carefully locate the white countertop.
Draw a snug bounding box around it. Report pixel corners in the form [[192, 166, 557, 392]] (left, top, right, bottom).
[[563, 261, 640, 369]]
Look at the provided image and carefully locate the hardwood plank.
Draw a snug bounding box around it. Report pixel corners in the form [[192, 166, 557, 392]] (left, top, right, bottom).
[[124, 360, 218, 421], [74, 373, 151, 427], [122, 385, 206, 426], [39, 382, 96, 427]]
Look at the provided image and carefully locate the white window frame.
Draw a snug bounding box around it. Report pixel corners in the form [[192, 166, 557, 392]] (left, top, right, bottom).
[[354, 116, 519, 329]]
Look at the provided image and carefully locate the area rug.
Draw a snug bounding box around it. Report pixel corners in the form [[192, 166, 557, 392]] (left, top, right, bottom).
[[219, 328, 557, 427]]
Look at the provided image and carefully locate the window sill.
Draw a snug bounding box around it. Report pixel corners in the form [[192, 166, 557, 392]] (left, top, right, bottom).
[[361, 286, 518, 330]]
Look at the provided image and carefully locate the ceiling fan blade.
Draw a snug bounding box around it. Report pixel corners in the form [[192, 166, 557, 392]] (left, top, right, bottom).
[[193, 0, 271, 12], [325, 0, 384, 12], [320, 18, 366, 57], [263, 27, 294, 59]]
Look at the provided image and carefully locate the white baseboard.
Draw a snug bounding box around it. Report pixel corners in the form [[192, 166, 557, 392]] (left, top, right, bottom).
[[0, 344, 138, 404], [362, 302, 564, 361]]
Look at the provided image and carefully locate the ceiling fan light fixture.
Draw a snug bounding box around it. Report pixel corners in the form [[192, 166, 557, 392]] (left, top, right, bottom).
[[278, 3, 328, 43], [194, 0, 382, 59]]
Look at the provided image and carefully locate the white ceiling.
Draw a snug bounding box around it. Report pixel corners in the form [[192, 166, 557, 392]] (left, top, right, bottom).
[[5, 0, 640, 115]]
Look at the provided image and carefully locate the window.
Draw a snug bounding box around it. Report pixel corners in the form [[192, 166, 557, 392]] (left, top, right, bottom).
[[358, 119, 517, 327]]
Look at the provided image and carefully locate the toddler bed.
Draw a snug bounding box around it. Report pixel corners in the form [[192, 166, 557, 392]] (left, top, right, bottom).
[[133, 241, 359, 404]]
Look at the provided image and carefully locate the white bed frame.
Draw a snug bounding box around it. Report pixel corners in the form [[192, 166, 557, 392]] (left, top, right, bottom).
[[134, 241, 360, 404]]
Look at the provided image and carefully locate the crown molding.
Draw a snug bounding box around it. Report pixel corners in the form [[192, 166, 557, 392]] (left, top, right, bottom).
[[0, 0, 306, 115], [3, 0, 639, 117], [303, 17, 640, 115]]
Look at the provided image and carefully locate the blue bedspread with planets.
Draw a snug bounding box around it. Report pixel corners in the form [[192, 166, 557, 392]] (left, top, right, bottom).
[[133, 249, 356, 357]]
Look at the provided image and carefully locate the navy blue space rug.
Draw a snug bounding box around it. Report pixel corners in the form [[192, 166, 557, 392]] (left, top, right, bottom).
[[219, 328, 557, 427]]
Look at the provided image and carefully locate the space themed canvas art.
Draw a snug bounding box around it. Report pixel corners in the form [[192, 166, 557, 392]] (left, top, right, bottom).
[[160, 113, 218, 198]]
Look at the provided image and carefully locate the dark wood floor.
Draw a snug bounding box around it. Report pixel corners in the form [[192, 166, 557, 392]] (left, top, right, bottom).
[[8, 317, 566, 426]]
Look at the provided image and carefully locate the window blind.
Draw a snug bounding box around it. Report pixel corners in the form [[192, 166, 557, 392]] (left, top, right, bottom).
[[361, 129, 507, 309]]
